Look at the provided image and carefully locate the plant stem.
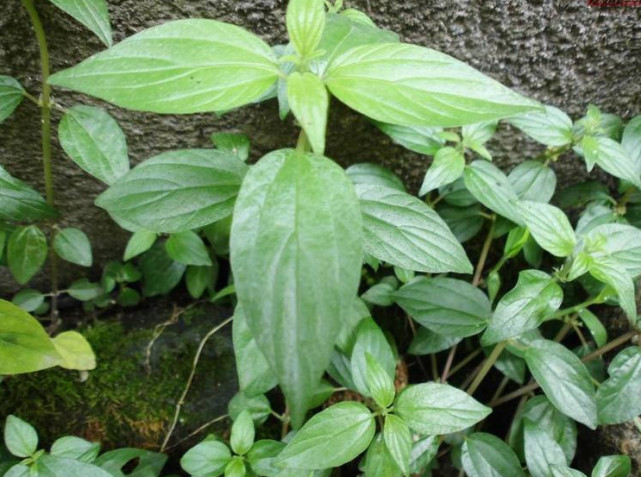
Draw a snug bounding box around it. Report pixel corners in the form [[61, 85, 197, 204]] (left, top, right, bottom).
[[440, 344, 457, 383], [22, 0, 60, 324], [472, 216, 495, 287], [296, 129, 310, 152], [546, 295, 602, 321], [467, 341, 506, 395], [161, 316, 233, 452], [448, 348, 483, 378]]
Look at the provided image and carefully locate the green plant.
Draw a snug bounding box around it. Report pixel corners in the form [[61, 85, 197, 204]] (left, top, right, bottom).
[[2, 0, 641, 475]]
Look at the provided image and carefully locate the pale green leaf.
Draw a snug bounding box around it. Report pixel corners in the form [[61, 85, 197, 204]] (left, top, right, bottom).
[[96, 149, 247, 233], [58, 105, 128, 185], [180, 440, 231, 477], [366, 353, 395, 410], [373, 122, 444, 156], [68, 279, 103, 301], [350, 318, 396, 398], [212, 133, 250, 161], [286, 0, 325, 58], [49, 20, 279, 114], [53, 227, 92, 267], [524, 420, 567, 477], [51, 436, 100, 463], [508, 161, 557, 203], [11, 289, 45, 313], [345, 163, 405, 191], [418, 146, 465, 196], [48, 0, 112, 46], [4, 415, 38, 458], [230, 150, 362, 427], [596, 347, 641, 425], [356, 184, 472, 273], [592, 455, 631, 477], [326, 43, 541, 127], [52, 330, 96, 371], [551, 465, 588, 477], [364, 433, 403, 477], [287, 72, 328, 154], [622, 115, 641, 172], [0, 76, 24, 123], [383, 414, 411, 476], [583, 223, 641, 278], [582, 136, 641, 188], [461, 432, 525, 477], [517, 201, 576, 257], [577, 309, 607, 348], [507, 105, 573, 146], [165, 230, 212, 266], [230, 410, 255, 456], [123, 229, 156, 261], [8, 225, 47, 285], [588, 259, 636, 320]]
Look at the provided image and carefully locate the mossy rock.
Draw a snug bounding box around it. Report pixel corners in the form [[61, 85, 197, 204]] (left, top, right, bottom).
[[0, 302, 237, 452]]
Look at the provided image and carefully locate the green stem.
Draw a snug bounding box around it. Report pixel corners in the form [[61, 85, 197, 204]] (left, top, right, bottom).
[[546, 295, 603, 321], [472, 216, 495, 287], [296, 129, 311, 152], [22, 0, 60, 324], [467, 341, 506, 395]]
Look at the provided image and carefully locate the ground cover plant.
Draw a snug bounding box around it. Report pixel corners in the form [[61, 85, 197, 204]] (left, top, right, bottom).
[[1, 0, 641, 475]]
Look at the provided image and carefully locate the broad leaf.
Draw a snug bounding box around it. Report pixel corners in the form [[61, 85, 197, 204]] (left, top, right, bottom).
[[437, 203, 484, 243], [95, 448, 167, 477], [374, 122, 444, 156], [53, 227, 92, 267], [482, 270, 562, 345], [58, 105, 129, 185], [139, 241, 186, 297], [345, 163, 405, 191], [277, 402, 375, 469], [212, 133, 250, 161], [326, 43, 541, 127], [180, 440, 231, 477], [230, 150, 362, 427], [4, 415, 38, 458], [461, 432, 525, 477], [38, 454, 113, 477], [596, 347, 641, 424], [232, 304, 278, 397], [583, 223, 641, 278], [52, 331, 96, 371], [96, 149, 247, 233], [0, 300, 61, 375], [508, 161, 557, 203], [394, 276, 490, 338], [230, 410, 255, 456], [356, 184, 472, 273], [577, 309, 607, 348], [165, 230, 212, 266], [582, 136, 641, 188], [8, 225, 47, 285], [247, 440, 286, 476], [286, 0, 325, 58], [287, 72, 328, 154], [67, 279, 103, 301], [592, 455, 632, 477], [228, 392, 271, 425], [507, 105, 573, 146], [464, 160, 523, 225], [408, 327, 462, 355], [123, 229, 156, 261], [0, 165, 56, 222], [394, 382, 491, 435], [49, 0, 112, 46], [383, 414, 411, 476], [350, 318, 396, 397], [517, 201, 576, 257], [0, 76, 24, 122], [418, 147, 465, 196], [51, 436, 100, 463], [49, 20, 279, 114], [588, 259, 636, 320], [364, 433, 403, 477], [12, 289, 45, 313], [524, 339, 597, 429], [524, 420, 567, 477]]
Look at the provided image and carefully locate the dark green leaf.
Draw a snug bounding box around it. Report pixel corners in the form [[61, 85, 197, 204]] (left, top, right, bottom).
[[277, 402, 375, 469], [58, 105, 129, 185], [180, 440, 231, 477], [123, 229, 156, 261], [524, 339, 597, 429], [596, 347, 641, 425], [356, 184, 472, 273], [0, 76, 24, 122], [48, 0, 112, 46], [577, 309, 607, 348], [68, 279, 103, 301], [53, 227, 92, 267], [365, 433, 403, 477], [228, 392, 271, 425], [185, 264, 217, 299], [95, 448, 167, 477], [394, 383, 491, 435], [507, 105, 573, 146], [247, 440, 286, 477], [508, 161, 557, 203], [345, 163, 405, 192], [8, 225, 47, 285], [165, 230, 212, 266], [140, 241, 186, 297], [11, 289, 45, 313], [461, 432, 525, 477], [482, 270, 562, 345], [326, 43, 541, 127], [49, 20, 279, 114], [591, 455, 631, 477], [361, 280, 397, 307], [395, 277, 490, 338], [517, 201, 576, 257], [436, 203, 484, 243], [419, 147, 465, 196], [116, 287, 140, 307], [555, 181, 612, 209], [408, 327, 462, 355], [96, 149, 247, 233], [212, 133, 250, 161], [464, 160, 523, 225], [439, 177, 478, 207], [374, 122, 444, 156], [0, 166, 56, 222], [230, 150, 362, 427], [287, 72, 328, 154]]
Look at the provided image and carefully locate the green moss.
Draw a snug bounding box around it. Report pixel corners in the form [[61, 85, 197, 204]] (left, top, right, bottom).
[[0, 308, 237, 450]]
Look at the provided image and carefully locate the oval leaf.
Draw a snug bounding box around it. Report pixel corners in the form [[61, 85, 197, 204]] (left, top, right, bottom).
[[0, 76, 24, 123], [462, 432, 525, 477], [8, 225, 48, 285], [0, 165, 56, 222], [53, 227, 92, 267], [287, 72, 328, 154]]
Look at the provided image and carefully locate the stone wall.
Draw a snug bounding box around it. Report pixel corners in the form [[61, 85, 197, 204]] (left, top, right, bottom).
[[1, 0, 640, 288]]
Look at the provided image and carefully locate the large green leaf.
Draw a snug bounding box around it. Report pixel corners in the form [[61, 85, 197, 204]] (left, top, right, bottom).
[[0, 76, 24, 123], [583, 223, 641, 278], [394, 382, 491, 435], [394, 277, 490, 338], [0, 166, 57, 222], [383, 414, 411, 476], [49, 20, 279, 114], [524, 339, 597, 429], [96, 149, 247, 233], [508, 161, 557, 203], [581, 136, 641, 189], [326, 43, 541, 127], [58, 105, 129, 185], [524, 420, 567, 477], [277, 402, 375, 469], [592, 455, 632, 477], [287, 72, 328, 154], [230, 150, 362, 428], [49, 0, 112, 46], [588, 259, 636, 321], [461, 432, 525, 477], [286, 0, 325, 58], [165, 230, 212, 266], [364, 433, 403, 477], [596, 347, 641, 425], [482, 270, 562, 345], [517, 201, 576, 257], [507, 105, 573, 147], [356, 184, 472, 273], [139, 241, 186, 297], [0, 300, 61, 375], [52, 331, 96, 371], [464, 160, 523, 225], [53, 227, 92, 267], [7, 226, 48, 285]]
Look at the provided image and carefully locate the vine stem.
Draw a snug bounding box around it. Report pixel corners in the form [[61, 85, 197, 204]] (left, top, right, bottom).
[[160, 316, 233, 452], [490, 329, 641, 407], [22, 0, 60, 325], [466, 341, 506, 395]]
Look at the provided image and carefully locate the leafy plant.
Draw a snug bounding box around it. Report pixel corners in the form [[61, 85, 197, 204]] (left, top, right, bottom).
[[1, 0, 641, 475]]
